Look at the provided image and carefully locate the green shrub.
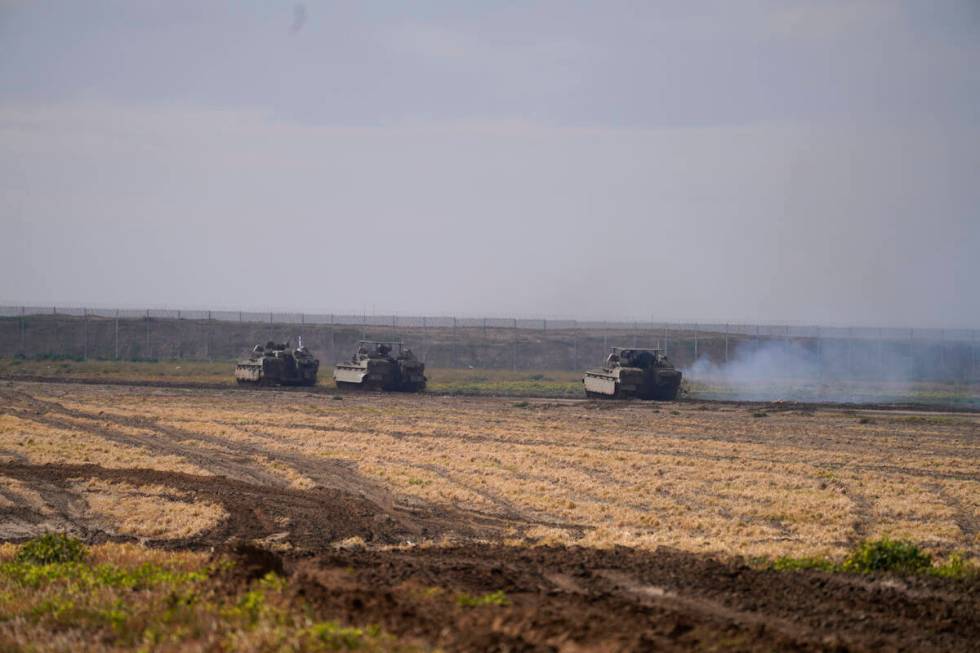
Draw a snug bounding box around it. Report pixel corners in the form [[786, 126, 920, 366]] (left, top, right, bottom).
[[15, 534, 87, 565], [841, 538, 932, 574]]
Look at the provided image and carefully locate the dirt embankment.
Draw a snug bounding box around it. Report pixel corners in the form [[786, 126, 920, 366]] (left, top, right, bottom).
[[227, 542, 978, 653]]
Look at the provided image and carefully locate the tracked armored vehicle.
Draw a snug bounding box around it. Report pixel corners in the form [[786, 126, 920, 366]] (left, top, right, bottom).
[[333, 341, 426, 392], [583, 347, 682, 400], [235, 339, 319, 386]]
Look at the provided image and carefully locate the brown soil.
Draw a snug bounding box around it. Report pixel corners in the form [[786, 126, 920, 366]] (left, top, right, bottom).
[[277, 543, 979, 652]]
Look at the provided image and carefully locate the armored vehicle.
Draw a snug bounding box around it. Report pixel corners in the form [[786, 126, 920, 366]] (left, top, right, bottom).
[[235, 338, 319, 386], [583, 347, 682, 400], [333, 340, 426, 392]]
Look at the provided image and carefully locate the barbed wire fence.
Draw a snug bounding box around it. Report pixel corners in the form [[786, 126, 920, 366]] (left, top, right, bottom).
[[0, 305, 977, 381]]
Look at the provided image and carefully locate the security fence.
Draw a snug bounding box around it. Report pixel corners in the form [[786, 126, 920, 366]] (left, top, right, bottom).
[[0, 305, 977, 381]]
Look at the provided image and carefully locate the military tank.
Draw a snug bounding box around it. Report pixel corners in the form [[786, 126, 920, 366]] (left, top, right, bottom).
[[583, 347, 682, 400], [235, 338, 319, 386], [333, 340, 426, 392]]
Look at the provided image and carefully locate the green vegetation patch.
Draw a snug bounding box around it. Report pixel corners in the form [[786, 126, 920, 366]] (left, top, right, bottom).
[[841, 538, 933, 574], [0, 536, 403, 652], [770, 556, 836, 573], [15, 532, 87, 565], [768, 538, 977, 578], [456, 589, 510, 607]]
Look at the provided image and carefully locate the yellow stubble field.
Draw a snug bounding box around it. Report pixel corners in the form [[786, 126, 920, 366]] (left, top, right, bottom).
[[0, 380, 977, 561]]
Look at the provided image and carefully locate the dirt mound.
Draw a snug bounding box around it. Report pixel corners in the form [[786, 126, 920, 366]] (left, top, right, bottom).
[[275, 544, 979, 652]]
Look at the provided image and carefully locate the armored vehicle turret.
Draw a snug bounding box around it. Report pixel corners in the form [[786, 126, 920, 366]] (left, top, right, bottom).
[[333, 340, 426, 392], [583, 347, 681, 400], [235, 339, 319, 386]]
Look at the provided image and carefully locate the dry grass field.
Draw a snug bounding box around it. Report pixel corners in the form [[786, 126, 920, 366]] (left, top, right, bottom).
[[1, 378, 979, 651], [1, 380, 976, 561]]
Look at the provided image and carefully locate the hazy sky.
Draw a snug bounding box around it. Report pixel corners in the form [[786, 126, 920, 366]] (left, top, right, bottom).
[[2, 1, 978, 327]]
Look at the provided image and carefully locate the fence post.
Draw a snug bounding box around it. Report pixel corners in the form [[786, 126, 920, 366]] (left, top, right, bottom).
[[664, 325, 669, 355], [877, 328, 883, 377], [939, 329, 945, 373], [207, 311, 212, 361], [512, 318, 518, 371], [451, 316, 457, 368], [269, 312, 273, 324], [82, 308, 88, 360], [693, 323, 698, 360], [572, 330, 578, 371], [19, 307, 25, 356], [301, 313, 305, 326], [724, 323, 729, 363], [145, 309, 150, 359], [816, 325, 822, 367], [973, 329, 977, 380], [115, 310, 120, 360]]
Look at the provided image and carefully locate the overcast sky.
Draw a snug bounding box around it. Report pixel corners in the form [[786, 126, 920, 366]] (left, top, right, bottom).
[[1, 1, 978, 327]]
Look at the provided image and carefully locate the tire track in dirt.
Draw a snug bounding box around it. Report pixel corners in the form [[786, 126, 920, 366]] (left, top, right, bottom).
[[0, 462, 443, 548], [404, 462, 593, 539], [927, 482, 978, 543], [20, 411, 287, 487], [27, 388, 600, 542], [0, 388, 578, 546], [827, 475, 875, 545], [6, 387, 404, 504], [274, 416, 980, 483]]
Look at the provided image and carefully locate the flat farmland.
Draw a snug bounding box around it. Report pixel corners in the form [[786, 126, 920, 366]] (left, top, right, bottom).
[[0, 379, 978, 651]]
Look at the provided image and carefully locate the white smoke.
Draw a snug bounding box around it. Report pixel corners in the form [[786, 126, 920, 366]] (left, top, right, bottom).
[[681, 340, 916, 404]]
